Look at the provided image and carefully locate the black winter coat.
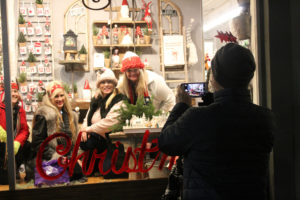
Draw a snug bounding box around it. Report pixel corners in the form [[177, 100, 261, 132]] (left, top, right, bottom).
[[158, 88, 275, 200]]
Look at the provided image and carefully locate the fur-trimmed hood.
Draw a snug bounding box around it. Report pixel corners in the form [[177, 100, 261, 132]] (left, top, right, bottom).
[[34, 105, 78, 160]]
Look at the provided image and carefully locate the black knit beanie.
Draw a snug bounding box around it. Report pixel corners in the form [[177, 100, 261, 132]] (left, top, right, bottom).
[[211, 43, 256, 88]]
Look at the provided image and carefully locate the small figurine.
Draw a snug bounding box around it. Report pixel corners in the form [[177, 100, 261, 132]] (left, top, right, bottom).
[[112, 24, 119, 44], [112, 48, 120, 67], [82, 80, 91, 100], [120, 0, 130, 20], [121, 29, 133, 45], [142, 0, 152, 32], [204, 53, 211, 70], [101, 25, 109, 44], [135, 26, 143, 44]]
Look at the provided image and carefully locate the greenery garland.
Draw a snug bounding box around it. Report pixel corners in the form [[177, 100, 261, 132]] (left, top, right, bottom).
[[110, 97, 161, 132]]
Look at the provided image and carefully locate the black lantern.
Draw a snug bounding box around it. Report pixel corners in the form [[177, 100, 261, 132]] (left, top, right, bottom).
[[63, 30, 78, 51]]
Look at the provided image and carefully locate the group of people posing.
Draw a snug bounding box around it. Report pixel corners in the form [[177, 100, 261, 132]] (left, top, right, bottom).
[[0, 51, 175, 184], [0, 44, 275, 200]]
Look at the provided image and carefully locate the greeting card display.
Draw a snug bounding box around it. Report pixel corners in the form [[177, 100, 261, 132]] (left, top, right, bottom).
[[37, 7, 44, 17], [28, 5, 35, 17], [28, 82, 36, 93], [29, 65, 37, 74], [20, 65, 27, 73], [17, 0, 53, 118], [32, 102, 38, 112], [25, 104, 31, 112], [44, 6, 50, 16], [34, 42, 42, 55], [44, 45, 51, 55], [28, 42, 34, 53], [45, 65, 51, 74], [27, 25, 35, 36], [35, 24, 43, 35], [19, 26, 27, 35], [38, 80, 44, 89], [20, 4, 27, 16], [38, 63, 44, 74], [19, 46, 27, 55], [20, 85, 28, 93]]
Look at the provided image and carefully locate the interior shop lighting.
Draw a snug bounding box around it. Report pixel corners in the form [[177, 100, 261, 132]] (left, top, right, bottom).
[[203, 6, 243, 32]]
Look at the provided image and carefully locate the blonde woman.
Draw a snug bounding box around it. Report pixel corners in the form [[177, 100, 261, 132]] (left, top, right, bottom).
[[80, 68, 126, 177], [30, 81, 84, 182], [117, 51, 175, 112]]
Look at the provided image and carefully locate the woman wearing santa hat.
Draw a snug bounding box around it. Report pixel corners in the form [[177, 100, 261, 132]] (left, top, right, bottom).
[[0, 81, 31, 184], [80, 68, 127, 177], [118, 51, 175, 112], [29, 81, 85, 182]]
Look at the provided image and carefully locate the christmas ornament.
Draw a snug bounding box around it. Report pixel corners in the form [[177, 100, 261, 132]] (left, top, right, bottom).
[[214, 31, 237, 43]]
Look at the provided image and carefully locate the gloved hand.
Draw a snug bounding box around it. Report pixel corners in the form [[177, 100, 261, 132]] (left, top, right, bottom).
[[14, 141, 21, 155], [175, 85, 192, 106], [0, 125, 7, 143]]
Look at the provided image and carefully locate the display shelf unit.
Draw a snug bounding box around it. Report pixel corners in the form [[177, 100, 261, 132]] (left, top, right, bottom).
[[92, 0, 152, 72], [17, 0, 54, 121]]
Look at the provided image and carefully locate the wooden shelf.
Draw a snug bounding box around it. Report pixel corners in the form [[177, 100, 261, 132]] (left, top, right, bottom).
[[104, 7, 141, 12], [93, 20, 110, 24], [94, 44, 152, 48], [59, 60, 87, 72], [59, 60, 86, 65], [93, 44, 112, 47], [94, 20, 147, 25], [71, 99, 90, 110]]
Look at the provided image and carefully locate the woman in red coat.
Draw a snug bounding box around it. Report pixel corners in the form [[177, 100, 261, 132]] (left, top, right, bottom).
[[0, 82, 30, 184]]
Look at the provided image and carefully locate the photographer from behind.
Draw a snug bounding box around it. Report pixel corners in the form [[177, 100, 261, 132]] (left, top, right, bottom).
[[158, 43, 275, 200]]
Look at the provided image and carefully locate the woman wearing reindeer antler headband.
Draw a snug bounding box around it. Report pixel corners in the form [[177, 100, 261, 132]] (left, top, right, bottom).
[[28, 81, 85, 183]]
